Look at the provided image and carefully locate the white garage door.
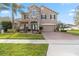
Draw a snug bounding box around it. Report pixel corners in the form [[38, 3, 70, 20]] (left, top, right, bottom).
[[43, 25, 55, 31]]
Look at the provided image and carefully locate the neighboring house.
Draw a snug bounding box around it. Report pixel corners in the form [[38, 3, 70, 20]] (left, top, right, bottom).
[[64, 24, 79, 30], [15, 5, 58, 32], [71, 25, 79, 30], [0, 17, 11, 22]]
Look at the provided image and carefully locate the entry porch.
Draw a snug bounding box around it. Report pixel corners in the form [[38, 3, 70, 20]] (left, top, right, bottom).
[[17, 20, 40, 33]]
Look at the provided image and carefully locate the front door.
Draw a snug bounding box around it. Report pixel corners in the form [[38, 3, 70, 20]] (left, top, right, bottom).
[[31, 21, 38, 31]]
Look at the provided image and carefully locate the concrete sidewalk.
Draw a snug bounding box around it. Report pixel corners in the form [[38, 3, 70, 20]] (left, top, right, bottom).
[[47, 44, 79, 56], [0, 39, 79, 44], [0, 39, 48, 44]]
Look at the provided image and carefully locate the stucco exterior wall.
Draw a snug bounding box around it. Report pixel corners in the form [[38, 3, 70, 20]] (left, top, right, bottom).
[[19, 5, 58, 31]]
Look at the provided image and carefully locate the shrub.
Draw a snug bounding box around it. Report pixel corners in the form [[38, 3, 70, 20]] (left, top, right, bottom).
[[28, 29, 31, 31], [39, 26, 43, 31], [60, 30, 67, 32], [1, 21, 12, 32], [39, 26, 43, 34]]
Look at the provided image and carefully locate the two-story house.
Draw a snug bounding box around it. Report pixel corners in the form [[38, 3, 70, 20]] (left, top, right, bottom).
[[16, 4, 58, 32]]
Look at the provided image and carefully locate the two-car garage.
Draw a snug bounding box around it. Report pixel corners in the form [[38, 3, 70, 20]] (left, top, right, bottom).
[[42, 23, 57, 32]]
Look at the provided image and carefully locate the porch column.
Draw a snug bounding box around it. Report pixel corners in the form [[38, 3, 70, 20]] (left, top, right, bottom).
[[37, 22, 39, 30]]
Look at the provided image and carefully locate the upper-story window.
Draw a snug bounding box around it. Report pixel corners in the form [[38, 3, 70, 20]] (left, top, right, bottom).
[[23, 14, 29, 19], [45, 15, 47, 19], [32, 10, 36, 16], [24, 15, 26, 19], [31, 10, 39, 19], [41, 14, 47, 19], [54, 15, 56, 19], [50, 14, 52, 19]]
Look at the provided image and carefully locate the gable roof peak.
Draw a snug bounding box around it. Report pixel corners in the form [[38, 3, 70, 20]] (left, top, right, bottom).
[[40, 6, 58, 14]]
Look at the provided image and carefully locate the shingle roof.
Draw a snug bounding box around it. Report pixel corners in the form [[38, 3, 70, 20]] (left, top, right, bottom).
[[21, 4, 58, 15], [40, 6, 58, 14]]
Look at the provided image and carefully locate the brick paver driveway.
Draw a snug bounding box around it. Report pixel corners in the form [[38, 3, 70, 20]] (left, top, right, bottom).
[[43, 32, 79, 40], [43, 32, 79, 56]]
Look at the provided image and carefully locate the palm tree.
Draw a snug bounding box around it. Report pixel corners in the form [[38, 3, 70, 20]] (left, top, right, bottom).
[[3, 3, 24, 29], [0, 3, 24, 30], [11, 3, 23, 30], [0, 3, 9, 14]]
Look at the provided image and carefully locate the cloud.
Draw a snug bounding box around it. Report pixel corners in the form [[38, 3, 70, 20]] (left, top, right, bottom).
[[68, 13, 74, 16], [0, 10, 10, 17], [1, 10, 9, 14], [69, 9, 75, 12], [68, 9, 75, 16]]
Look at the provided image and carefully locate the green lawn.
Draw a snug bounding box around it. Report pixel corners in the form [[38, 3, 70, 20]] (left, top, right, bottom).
[[0, 43, 48, 56], [67, 30, 79, 35], [0, 33, 44, 39]]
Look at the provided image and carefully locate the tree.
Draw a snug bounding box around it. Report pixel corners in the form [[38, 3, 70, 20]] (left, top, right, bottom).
[[0, 3, 9, 16], [1, 21, 12, 32], [57, 21, 65, 30], [11, 3, 23, 30], [0, 3, 8, 11], [0, 3, 10, 32], [1, 3, 24, 29], [0, 3, 25, 31]]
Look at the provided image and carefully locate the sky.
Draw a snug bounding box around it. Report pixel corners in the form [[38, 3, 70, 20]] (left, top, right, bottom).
[[0, 3, 79, 24]]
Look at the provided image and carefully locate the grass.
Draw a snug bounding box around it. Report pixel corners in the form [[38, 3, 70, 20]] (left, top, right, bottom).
[[0, 33, 44, 39], [67, 30, 79, 35], [0, 43, 48, 56]]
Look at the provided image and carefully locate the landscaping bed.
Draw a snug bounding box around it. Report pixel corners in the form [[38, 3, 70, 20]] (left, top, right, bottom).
[[67, 30, 79, 35], [0, 43, 48, 56], [0, 33, 44, 39]]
